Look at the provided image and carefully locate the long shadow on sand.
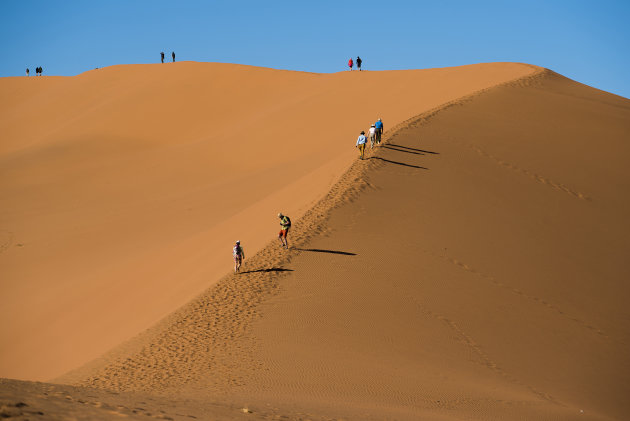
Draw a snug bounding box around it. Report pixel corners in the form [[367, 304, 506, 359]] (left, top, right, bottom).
[[386, 143, 440, 154], [295, 248, 357, 256], [382, 145, 425, 155], [240, 267, 294, 274], [368, 156, 428, 169]]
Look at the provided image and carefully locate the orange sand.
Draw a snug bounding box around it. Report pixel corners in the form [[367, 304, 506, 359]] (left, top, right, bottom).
[[0, 62, 535, 381], [2, 63, 629, 421]]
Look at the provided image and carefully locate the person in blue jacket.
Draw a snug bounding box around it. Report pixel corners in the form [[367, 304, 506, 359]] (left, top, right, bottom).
[[374, 118, 384, 144]]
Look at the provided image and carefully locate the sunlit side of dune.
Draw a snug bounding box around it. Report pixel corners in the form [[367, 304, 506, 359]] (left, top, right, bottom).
[[0, 62, 537, 380]]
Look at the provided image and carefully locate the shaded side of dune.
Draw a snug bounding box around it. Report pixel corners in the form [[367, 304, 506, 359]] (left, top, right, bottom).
[[244, 70, 630, 420]]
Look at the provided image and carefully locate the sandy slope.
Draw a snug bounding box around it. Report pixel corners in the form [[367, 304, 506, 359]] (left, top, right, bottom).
[[34, 69, 629, 420], [235, 71, 630, 420], [0, 62, 537, 381]]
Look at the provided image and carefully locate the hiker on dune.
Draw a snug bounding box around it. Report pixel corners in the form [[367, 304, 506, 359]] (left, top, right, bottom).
[[233, 240, 245, 273], [278, 213, 292, 249], [375, 118, 384, 144], [368, 124, 376, 148], [348, 57, 353, 71], [357, 56, 362, 71], [356, 131, 367, 159]]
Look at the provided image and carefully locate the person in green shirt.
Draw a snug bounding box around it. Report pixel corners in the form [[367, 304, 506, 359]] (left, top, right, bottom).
[[278, 213, 291, 249]]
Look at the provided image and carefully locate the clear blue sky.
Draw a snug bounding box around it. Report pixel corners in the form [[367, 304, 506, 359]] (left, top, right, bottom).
[[2, 0, 629, 98]]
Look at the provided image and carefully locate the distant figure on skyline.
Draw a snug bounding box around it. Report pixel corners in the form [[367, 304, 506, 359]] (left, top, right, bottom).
[[26, 68, 29, 77], [348, 57, 353, 71], [172, 51, 175, 62], [356, 131, 367, 159], [161, 52, 165, 63], [356, 56, 362, 71]]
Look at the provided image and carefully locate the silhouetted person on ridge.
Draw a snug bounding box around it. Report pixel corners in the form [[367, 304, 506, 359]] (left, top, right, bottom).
[[161, 52, 165, 63], [26, 68, 29, 76], [356, 56, 362, 71], [172, 51, 175, 62]]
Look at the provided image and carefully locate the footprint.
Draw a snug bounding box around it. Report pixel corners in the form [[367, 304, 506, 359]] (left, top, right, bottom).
[[471, 146, 591, 201], [0, 230, 14, 253]]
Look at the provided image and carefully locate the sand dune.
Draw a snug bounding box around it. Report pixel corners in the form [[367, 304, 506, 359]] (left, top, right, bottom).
[[49, 69, 630, 420], [0, 62, 536, 382], [2, 63, 629, 420]]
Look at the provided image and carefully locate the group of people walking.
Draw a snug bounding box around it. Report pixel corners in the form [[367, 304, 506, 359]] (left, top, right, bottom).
[[348, 56, 363, 71], [234, 116, 384, 273], [26, 67, 43, 76], [356, 118, 384, 159], [161, 52, 176, 63], [232, 212, 292, 273]]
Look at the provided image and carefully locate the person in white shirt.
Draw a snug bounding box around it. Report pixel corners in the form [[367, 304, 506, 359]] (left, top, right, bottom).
[[356, 131, 367, 160], [233, 240, 245, 273], [368, 124, 377, 149]]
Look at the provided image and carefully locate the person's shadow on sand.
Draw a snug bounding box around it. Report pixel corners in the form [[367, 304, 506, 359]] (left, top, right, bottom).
[[239, 267, 294, 274], [240, 250, 356, 274], [294, 248, 357, 256], [385, 143, 439, 155], [368, 156, 427, 169]]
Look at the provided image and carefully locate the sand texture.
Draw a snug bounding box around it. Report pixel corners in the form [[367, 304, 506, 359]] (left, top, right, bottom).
[[0, 62, 536, 381], [2, 63, 629, 420]]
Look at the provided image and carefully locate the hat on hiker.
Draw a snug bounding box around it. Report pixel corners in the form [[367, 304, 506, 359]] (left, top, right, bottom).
[[236, 240, 240, 244], [371, 124, 375, 127], [278, 213, 283, 217], [361, 131, 365, 134]]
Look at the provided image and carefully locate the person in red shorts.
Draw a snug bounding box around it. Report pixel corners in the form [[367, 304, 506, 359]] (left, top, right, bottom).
[[277, 213, 291, 249]]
